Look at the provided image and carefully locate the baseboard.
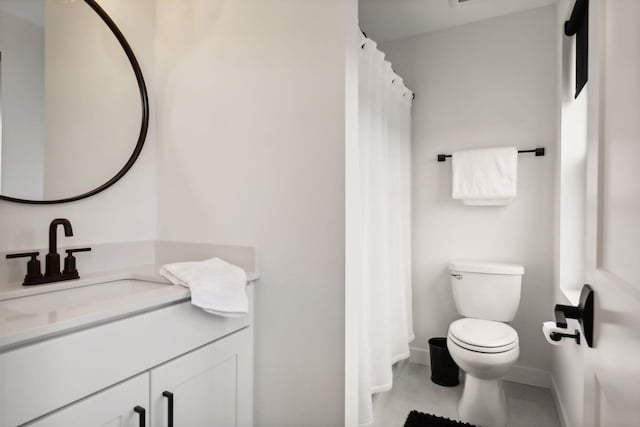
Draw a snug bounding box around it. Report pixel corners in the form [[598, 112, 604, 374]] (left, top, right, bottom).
[[550, 375, 570, 427], [409, 346, 430, 365], [409, 347, 551, 389]]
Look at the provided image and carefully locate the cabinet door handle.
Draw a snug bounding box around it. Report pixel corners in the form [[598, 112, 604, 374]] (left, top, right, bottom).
[[162, 391, 174, 427], [134, 405, 146, 427]]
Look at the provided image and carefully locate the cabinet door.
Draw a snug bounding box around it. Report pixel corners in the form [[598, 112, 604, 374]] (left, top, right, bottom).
[[26, 374, 149, 427], [150, 327, 252, 427]]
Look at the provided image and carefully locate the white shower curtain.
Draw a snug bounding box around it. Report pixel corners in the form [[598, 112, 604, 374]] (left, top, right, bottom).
[[357, 32, 414, 426]]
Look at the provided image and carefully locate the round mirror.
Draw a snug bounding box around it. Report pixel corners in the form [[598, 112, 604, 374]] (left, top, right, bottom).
[[0, 0, 148, 204]]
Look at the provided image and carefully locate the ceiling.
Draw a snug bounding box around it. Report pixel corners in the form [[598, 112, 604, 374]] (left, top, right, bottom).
[[359, 0, 557, 42]]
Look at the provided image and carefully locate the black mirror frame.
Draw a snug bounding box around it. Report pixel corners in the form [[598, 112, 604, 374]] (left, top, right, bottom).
[[0, 0, 149, 205]]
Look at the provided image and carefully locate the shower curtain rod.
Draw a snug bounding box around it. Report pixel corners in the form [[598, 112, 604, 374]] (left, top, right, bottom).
[[359, 28, 416, 100], [437, 147, 545, 162]]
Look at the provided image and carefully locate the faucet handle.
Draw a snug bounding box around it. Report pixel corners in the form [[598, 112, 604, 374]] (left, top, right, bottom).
[[65, 247, 92, 255], [63, 247, 92, 278], [6, 252, 44, 285], [6, 251, 40, 259]]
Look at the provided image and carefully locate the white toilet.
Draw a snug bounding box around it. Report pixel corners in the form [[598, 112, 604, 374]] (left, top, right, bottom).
[[446, 261, 524, 427]]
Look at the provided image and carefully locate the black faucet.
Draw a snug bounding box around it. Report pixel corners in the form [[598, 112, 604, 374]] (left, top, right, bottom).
[[46, 218, 74, 278], [5, 218, 91, 286]]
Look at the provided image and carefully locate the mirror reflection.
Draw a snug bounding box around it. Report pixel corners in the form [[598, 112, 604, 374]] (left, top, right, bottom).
[[0, 0, 141, 201]]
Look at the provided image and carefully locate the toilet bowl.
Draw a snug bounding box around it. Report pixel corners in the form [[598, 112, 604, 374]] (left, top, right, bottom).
[[447, 261, 524, 427], [447, 318, 519, 427]]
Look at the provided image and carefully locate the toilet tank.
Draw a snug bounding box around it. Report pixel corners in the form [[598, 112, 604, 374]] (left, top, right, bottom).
[[449, 261, 524, 322]]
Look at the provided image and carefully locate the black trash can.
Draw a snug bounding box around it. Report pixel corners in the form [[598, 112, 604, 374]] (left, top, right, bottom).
[[428, 337, 459, 387]]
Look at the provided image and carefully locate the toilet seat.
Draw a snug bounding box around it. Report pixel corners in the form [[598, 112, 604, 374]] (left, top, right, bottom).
[[448, 318, 518, 354]]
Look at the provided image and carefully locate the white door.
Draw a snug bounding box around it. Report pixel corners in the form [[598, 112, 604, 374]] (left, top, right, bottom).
[[582, 1, 640, 426], [150, 328, 253, 427], [25, 374, 149, 427]]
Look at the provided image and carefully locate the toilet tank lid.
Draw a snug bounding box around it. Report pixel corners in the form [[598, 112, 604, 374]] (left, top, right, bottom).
[[449, 260, 524, 275]]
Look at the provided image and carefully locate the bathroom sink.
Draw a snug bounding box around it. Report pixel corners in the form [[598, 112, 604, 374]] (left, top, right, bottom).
[[0, 278, 189, 349], [1, 279, 167, 313]]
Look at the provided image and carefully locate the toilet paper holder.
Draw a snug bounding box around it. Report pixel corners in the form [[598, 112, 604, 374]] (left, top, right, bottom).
[[550, 329, 580, 344], [554, 284, 594, 347]]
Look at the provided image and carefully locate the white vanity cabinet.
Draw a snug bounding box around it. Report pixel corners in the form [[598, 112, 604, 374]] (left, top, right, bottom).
[[150, 328, 253, 427], [25, 328, 252, 427], [26, 374, 150, 427], [0, 284, 254, 427]]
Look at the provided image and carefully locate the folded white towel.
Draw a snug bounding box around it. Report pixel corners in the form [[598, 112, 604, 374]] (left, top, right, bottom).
[[452, 147, 518, 206], [160, 258, 248, 317]]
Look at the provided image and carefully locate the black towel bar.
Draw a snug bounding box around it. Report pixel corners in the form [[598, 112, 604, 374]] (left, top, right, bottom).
[[437, 147, 545, 162]]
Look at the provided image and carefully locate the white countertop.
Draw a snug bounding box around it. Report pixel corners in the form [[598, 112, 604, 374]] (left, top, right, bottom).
[[0, 265, 258, 352]]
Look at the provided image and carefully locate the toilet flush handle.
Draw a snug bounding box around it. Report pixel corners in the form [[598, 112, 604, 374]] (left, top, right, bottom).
[[451, 273, 462, 280]]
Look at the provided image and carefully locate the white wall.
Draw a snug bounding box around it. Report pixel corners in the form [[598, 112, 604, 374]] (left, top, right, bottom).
[[381, 6, 558, 383], [0, 0, 156, 252], [0, 8, 45, 199], [345, 6, 360, 427], [154, 1, 352, 425]]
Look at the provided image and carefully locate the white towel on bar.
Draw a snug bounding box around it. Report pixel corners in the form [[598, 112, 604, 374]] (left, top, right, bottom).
[[160, 258, 248, 317], [452, 147, 518, 206]]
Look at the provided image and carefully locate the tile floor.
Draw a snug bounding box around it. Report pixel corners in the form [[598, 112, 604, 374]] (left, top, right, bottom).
[[371, 361, 562, 427]]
